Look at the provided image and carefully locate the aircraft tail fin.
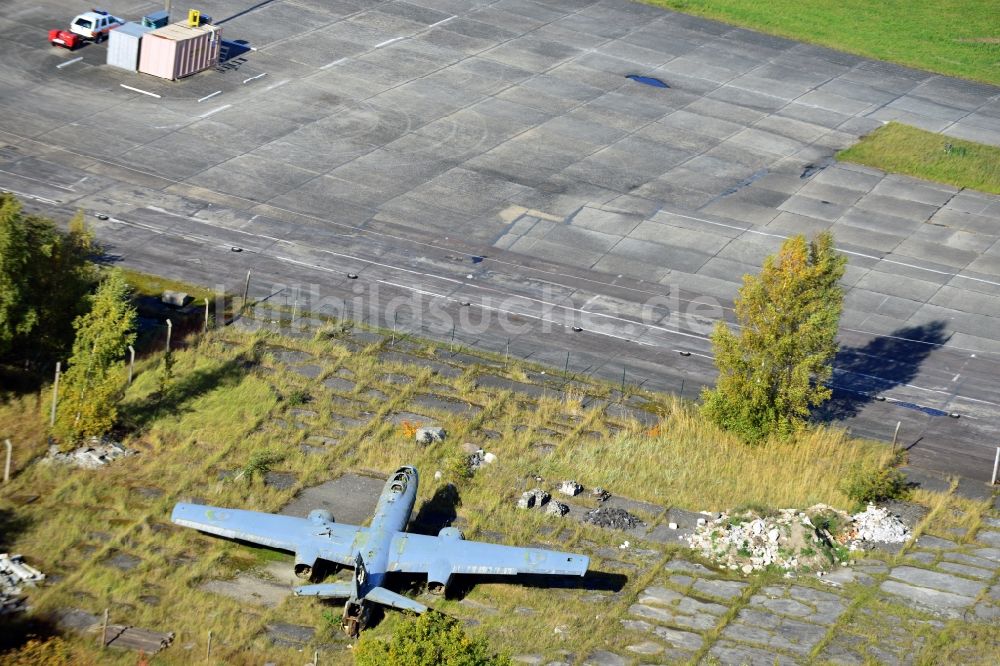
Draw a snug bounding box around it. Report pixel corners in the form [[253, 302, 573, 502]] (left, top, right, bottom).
[[364, 586, 428, 614], [294, 582, 353, 598]]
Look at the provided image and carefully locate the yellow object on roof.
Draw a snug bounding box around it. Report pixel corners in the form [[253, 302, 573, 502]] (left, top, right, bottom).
[[187, 9, 200, 27]]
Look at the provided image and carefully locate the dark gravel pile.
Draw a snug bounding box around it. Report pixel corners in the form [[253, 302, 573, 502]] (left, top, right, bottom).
[[584, 507, 644, 530]]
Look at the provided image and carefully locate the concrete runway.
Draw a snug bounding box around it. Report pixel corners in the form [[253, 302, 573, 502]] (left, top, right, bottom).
[[2, 0, 1000, 484]]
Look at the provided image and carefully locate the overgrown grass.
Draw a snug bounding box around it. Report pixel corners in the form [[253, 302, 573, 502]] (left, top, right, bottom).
[[0, 323, 966, 663], [837, 122, 1000, 194], [118, 267, 218, 302], [542, 398, 892, 510], [644, 0, 1000, 85]]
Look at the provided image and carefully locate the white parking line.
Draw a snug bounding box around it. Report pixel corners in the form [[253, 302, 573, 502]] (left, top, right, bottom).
[[243, 72, 267, 83], [197, 104, 231, 119], [120, 84, 161, 98], [428, 16, 456, 28], [56, 57, 83, 69], [374, 37, 404, 48], [320, 57, 347, 70], [198, 90, 222, 102]]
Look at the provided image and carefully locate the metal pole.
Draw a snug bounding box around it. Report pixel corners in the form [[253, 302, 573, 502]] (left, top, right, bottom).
[[891, 421, 901, 454], [204, 298, 210, 333], [4, 439, 11, 484], [391, 312, 396, 346], [564, 351, 569, 374], [127, 346, 135, 385], [165, 319, 172, 352], [206, 630, 212, 663], [292, 296, 299, 329], [505, 338, 509, 364], [992, 446, 1000, 486], [621, 366, 626, 395], [242, 270, 251, 312], [450, 323, 456, 351], [101, 608, 109, 648], [50, 361, 61, 427]]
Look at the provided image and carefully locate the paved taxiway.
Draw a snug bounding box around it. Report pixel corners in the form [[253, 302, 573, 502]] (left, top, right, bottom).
[[2, 0, 999, 483]]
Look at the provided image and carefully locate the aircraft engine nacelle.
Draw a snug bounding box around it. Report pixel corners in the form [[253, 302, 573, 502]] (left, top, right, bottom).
[[438, 527, 463, 540], [294, 547, 321, 581], [308, 509, 334, 524], [427, 559, 453, 596]]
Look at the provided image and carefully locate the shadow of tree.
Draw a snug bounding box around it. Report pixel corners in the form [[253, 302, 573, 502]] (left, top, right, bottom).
[[815, 321, 949, 423], [120, 343, 263, 431]]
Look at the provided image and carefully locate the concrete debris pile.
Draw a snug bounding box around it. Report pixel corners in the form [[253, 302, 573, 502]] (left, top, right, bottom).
[[592, 487, 611, 503], [415, 427, 447, 444], [517, 488, 551, 510], [584, 507, 644, 530], [1, 554, 45, 615], [45, 437, 135, 469], [843, 504, 910, 548], [466, 448, 496, 472], [545, 501, 569, 517], [687, 505, 854, 574], [558, 480, 582, 496]]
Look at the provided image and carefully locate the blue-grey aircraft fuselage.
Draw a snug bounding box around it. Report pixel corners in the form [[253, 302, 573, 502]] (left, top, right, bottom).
[[171, 466, 589, 635]]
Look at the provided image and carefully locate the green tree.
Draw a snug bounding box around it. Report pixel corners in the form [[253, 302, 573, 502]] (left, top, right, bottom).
[[21, 210, 98, 361], [0, 194, 98, 363], [353, 612, 510, 666], [0, 193, 35, 357], [702, 232, 847, 442], [55, 269, 137, 441]]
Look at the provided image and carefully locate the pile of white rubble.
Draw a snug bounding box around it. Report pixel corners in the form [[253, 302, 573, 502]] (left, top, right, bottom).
[[44, 437, 135, 469], [844, 503, 910, 548], [687, 503, 911, 574], [1, 553, 45, 615]]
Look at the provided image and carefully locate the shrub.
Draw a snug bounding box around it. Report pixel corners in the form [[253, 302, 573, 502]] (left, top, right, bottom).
[[353, 612, 510, 666], [840, 464, 907, 506]]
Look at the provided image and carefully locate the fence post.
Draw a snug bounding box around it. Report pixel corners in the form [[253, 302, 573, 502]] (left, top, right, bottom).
[[206, 630, 213, 663], [50, 361, 61, 427], [127, 346, 136, 385], [100, 608, 109, 648], [203, 297, 210, 333], [891, 421, 901, 454], [165, 319, 172, 352], [242, 270, 251, 312], [992, 446, 1000, 486], [4, 439, 11, 484]]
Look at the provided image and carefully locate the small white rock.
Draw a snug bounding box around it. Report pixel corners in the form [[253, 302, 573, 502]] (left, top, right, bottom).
[[483, 452, 497, 464], [434, 470, 443, 480], [696, 518, 706, 527], [668, 522, 678, 530]]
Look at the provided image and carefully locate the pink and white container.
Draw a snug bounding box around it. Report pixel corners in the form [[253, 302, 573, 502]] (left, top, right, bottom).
[[138, 21, 221, 80]]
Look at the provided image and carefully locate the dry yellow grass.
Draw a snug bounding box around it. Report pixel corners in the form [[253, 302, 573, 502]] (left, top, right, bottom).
[[543, 397, 893, 510]]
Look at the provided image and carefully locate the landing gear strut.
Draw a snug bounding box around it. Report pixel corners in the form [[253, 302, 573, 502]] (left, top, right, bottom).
[[342, 601, 370, 637]]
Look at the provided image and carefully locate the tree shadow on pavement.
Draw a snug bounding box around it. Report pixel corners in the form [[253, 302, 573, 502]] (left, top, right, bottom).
[[814, 321, 949, 423]]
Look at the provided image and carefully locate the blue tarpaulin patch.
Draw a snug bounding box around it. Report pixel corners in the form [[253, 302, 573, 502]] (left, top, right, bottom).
[[626, 74, 669, 88]]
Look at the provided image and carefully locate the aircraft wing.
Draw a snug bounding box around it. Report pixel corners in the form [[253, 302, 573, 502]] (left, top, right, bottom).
[[387, 532, 589, 577], [171, 503, 362, 566]]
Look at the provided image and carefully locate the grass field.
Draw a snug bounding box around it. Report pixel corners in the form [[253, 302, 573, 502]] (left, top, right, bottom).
[[0, 308, 990, 663], [645, 0, 1000, 85], [837, 122, 1000, 194]]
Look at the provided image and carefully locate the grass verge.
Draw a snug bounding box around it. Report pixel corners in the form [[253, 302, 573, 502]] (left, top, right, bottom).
[[643, 0, 1000, 85], [837, 122, 1000, 194]]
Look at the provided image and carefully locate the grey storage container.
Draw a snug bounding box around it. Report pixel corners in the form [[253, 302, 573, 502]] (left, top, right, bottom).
[[107, 22, 151, 71]]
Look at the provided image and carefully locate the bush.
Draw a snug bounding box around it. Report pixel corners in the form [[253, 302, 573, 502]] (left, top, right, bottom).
[[840, 464, 907, 506], [353, 612, 509, 666]]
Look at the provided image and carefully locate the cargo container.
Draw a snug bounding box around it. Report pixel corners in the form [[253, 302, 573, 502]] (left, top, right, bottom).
[[137, 21, 221, 80], [106, 22, 151, 71]]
